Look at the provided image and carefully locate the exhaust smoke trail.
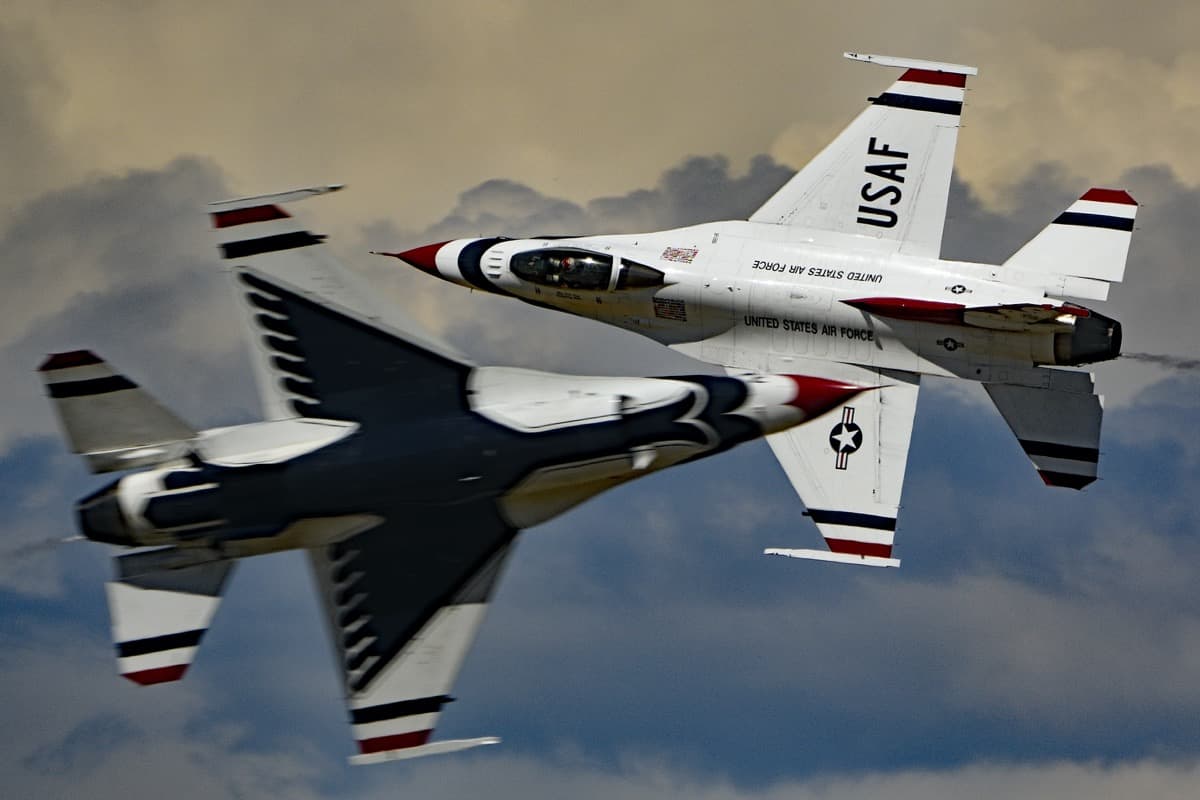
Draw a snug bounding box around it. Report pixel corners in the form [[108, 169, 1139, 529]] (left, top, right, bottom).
[[1120, 352, 1200, 371], [2, 536, 82, 563]]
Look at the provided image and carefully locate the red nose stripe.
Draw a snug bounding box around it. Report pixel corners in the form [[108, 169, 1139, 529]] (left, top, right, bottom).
[[783, 376, 867, 418], [379, 241, 450, 273]]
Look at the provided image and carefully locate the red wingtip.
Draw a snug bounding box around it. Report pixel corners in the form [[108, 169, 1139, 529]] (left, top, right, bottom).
[[898, 68, 967, 88], [377, 241, 450, 273], [783, 375, 868, 419], [123, 664, 188, 685], [39, 350, 102, 372], [826, 538, 894, 558], [1080, 188, 1136, 206], [357, 730, 433, 754], [1037, 470, 1096, 490]]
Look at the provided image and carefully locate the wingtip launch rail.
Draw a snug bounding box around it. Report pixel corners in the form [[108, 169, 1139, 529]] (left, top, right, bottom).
[[843, 51, 979, 76]]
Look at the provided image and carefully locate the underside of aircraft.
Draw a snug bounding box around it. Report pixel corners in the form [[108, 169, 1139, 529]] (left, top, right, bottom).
[[383, 52, 1138, 568], [40, 186, 863, 763]]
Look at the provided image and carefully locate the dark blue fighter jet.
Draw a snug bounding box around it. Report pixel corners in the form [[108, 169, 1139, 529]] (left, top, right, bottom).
[[40, 185, 865, 763]]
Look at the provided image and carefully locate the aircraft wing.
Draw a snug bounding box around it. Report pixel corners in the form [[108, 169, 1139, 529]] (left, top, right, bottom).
[[750, 53, 976, 259], [307, 502, 516, 763], [754, 359, 921, 568], [210, 186, 473, 421]]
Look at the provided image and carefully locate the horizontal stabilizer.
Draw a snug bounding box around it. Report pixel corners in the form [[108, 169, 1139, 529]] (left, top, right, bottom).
[[107, 553, 234, 685], [985, 370, 1102, 489], [764, 547, 900, 568], [39, 350, 195, 473], [1003, 188, 1138, 299]]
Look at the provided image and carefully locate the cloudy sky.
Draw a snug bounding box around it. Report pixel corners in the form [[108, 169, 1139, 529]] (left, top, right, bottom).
[[3, 1, 1199, 797]]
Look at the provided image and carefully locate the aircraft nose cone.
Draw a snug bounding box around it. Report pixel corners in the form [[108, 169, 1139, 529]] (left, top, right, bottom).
[[374, 241, 450, 273], [783, 375, 868, 419]]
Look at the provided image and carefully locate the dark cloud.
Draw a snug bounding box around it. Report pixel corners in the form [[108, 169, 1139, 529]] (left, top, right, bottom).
[[337, 155, 1200, 778], [413, 155, 790, 243], [0, 439, 90, 596], [590, 154, 793, 232], [0, 136, 1198, 797], [23, 713, 144, 776], [0, 157, 257, 450], [423, 179, 591, 239], [445, 378, 1200, 781], [941, 163, 1200, 404], [353, 154, 791, 372], [0, 23, 69, 218]]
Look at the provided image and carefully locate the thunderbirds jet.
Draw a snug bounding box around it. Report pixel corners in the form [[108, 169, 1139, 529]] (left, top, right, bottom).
[[383, 52, 1137, 568], [40, 186, 865, 763]]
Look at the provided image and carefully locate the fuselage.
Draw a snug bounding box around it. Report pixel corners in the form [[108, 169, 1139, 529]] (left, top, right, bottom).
[[76, 366, 859, 551], [394, 220, 1121, 386]]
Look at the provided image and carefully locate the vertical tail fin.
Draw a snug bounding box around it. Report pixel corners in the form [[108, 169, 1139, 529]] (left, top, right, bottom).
[[1002, 188, 1138, 301], [750, 53, 976, 259], [39, 350, 195, 472]]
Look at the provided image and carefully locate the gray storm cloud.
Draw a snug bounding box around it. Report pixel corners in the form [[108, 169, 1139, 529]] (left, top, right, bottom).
[[0, 4, 1196, 799], [1, 9, 1198, 789]]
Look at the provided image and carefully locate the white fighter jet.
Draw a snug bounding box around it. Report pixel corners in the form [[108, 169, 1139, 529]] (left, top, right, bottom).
[[383, 52, 1137, 569], [40, 186, 865, 763]]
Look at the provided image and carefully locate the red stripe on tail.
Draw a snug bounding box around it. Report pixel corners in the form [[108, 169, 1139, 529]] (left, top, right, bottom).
[[211, 205, 291, 228], [39, 350, 103, 371], [898, 69, 967, 88], [1080, 188, 1136, 205]]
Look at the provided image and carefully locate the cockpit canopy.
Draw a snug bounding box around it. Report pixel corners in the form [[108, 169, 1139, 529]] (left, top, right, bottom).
[[511, 248, 665, 292]]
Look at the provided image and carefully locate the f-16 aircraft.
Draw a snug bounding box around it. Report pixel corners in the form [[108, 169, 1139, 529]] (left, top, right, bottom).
[[40, 186, 864, 763], [383, 52, 1137, 568]]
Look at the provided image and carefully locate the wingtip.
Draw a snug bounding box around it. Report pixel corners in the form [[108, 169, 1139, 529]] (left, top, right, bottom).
[[1038, 470, 1096, 490], [348, 736, 501, 765], [765, 548, 901, 568], [210, 183, 346, 208], [122, 664, 189, 685], [843, 51, 977, 75], [1080, 187, 1136, 206], [39, 350, 102, 372]]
